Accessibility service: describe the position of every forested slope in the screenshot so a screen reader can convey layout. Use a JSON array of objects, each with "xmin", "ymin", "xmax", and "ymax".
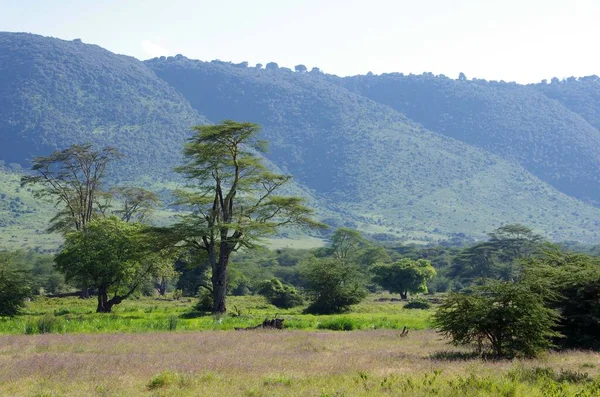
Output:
[
  {"xmin": 0, "ymin": 32, "xmax": 207, "ymax": 180},
  {"xmin": 0, "ymin": 32, "xmax": 599, "ymax": 244},
  {"xmin": 147, "ymin": 57, "xmax": 600, "ymax": 242},
  {"xmin": 340, "ymin": 73, "xmax": 600, "ymax": 203}
]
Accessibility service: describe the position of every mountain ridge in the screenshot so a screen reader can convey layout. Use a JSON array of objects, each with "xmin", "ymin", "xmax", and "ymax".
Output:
[{"xmin": 1, "ymin": 32, "xmax": 599, "ymax": 245}]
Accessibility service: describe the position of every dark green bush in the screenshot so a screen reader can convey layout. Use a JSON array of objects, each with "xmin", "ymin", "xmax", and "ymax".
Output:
[
  {"xmin": 404, "ymin": 297, "xmax": 431, "ymax": 310},
  {"xmin": 195, "ymin": 289, "xmax": 213, "ymax": 312},
  {"xmin": 256, "ymin": 278, "xmax": 303, "ymax": 309}
]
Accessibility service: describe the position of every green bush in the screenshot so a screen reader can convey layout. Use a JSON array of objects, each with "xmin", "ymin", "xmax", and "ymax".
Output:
[
  {"xmin": 433, "ymin": 280, "xmax": 560, "ymax": 358},
  {"xmin": 301, "ymin": 258, "xmax": 367, "ymax": 314},
  {"xmin": 195, "ymin": 289, "xmax": 213, "ymax": 312},
  {"xmin": 147, "ymin": 370, "xmax": 182, "ymax": 390},
  {"xmin": 0, "ymin": 252, "xmax": 31, "ymax": 316},
  {"xmin": 404, "ymin": 298, "xmax": 431, "ymax": 310},
  {"xmin": 256, "ymin": 278, "xmax": 303, "ymax": 309}
]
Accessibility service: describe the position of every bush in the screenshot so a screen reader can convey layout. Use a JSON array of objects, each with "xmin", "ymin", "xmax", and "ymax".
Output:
[
  {"xmin": 301, "ymin": 258, "xmax": 367, "ymax": 314},
  {"xmin": 195, "ymin": 289, "xmax": 213, "ymax": 312},
  {"xmin": 404, "ymin": 297, "xmax": 431, "ymax": 310},
  {"xmin": 433, "ymin": 280, "xmax": 560, "ymax": 358},
  {"xmin": 0, "ymin": 252, "xmax": 31, "ymax": 316},
  {"xmin": 256, "ymin": 278, "xmax": 303, "ymax": 309}
]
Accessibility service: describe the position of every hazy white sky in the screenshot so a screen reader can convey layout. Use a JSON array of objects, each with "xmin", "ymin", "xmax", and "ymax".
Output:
[{"xmin": 1, "ymin": 0, "xmax": 599, "ymax": 82}]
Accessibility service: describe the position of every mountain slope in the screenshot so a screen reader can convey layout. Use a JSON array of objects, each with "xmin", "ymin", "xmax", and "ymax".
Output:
[
  {"xmin": 532, "ymin": 76, "xmax": 600, "ymax": 131},
  {"xmin": 0, "ymin": 32, "xmax": 207, "ymax": 178},
  {"xmin": 340, "ymin": 73, "xmax": 600, "ymax": 203},
  {"xmin": 147, "ymin": 57, "xmax": 600, "ymax": 242}
]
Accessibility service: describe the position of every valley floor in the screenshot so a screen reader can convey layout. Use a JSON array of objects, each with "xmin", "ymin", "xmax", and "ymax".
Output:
[{"xmin": 1, "ymin": 329, "xmax": 599, "ymax": 396}]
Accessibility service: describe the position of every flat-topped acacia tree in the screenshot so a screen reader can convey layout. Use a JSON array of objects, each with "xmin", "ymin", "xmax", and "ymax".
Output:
[{"xmin": 173, "ymin": 120, "xmax": 323, "ymax": 314}]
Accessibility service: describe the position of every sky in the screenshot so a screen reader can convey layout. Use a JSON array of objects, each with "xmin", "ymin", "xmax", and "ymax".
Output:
[{"xmin": 1, "ymin": 0, "xmax": 599, "ymax": 83}]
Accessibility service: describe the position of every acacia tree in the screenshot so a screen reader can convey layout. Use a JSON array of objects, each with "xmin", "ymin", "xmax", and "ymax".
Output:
[
  {"xmin": 54, "ymin": 217, "xmax": 172, "ymax": 312},
  {"xmin": 21, "ymin": 144, "xmax": 122, "ymax": 233},
  {"xmin": 173, "ymin": 121, "xmax": 322, "ymax": 313},
  {"xmin": 433, "ymin": 280, "xmax": 560, "ymax": 358},
  {"xmin": 371, "ymin": 258, "xmax": 437, "ymax": 299}
]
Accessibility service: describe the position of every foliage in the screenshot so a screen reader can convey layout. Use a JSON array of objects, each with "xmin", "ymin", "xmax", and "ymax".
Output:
[
  {"xmin": 0, "ymin": 32, "xmax": 206, "ymax": 181},
  {"xmin": 404, "ymin": 297, "xmax": 432, "ymax": 310},
  {"xmin": 54, "ymin": 216, "xmax": 173, "ymax": 312},
  {"xmin": 301, "ymin": 257, "xmax": 368, "ymax": 314},
  {"xmin": 372, "ymin": 258, "xmax": 437, "ymax": 299},
  {"xmin": 433, "ymin": 280, "xmax": 560, "ymax": 358},
  {"xmin": 171, "ymin": 120, "xmax": 322, "ymax": 313},
  {"xmin": 21, "ymin": 144, "xmax": 123, "ymax": 233},
  {"xmin": 256, "ymin": 278, "xmax": 303, "ymax": 309},
  {"xmin": 0, "ymin": 252, "xmax": 31, "ymax": 316},
  {"xmin": 522, "ymin": 248, "xmax": 600, "ymax": 349},
  {"xmin": 448, "ymin": 224, "xmax": 544, "ymax": 282}
]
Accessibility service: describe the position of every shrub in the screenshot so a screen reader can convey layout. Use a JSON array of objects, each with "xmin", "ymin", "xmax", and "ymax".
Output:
[
  {"xmin": 433, "ymin": 280, "xmax": 560, "ymax": 358},
  {"xmin": 195, "ymin": 289, "xmax": 214, "ymax": 312},
  {"xmin": 0, "ymin": 252, "xmax": 31, "ymax": 316},
  {"xmin": 301, "ymin": 257, "xmax": 367, "ymax": 314},
  {"xmin": 167, "ymin": 315, "xmax": 179, "ymax": 331},
  {"xmin": 147, "ymin": 370, "xmax": 182, "ymax": 390},
  {"xmin": 404, "ymin": 298, "xmax": 431, "ymax": 310},
  {"xmin": 256, "ymin": 278, "xmax": 303, "ymax": 309}
]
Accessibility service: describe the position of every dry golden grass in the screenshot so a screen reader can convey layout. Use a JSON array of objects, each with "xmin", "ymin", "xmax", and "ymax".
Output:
[{"xmin": 1, "ymin": 329, "xmax": 599, "ymax": 396}]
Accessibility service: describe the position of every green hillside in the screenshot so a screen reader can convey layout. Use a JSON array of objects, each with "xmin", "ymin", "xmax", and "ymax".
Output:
[
  {"xmin": 340, "ymin": 73, "xmax": 600, "ymax": 203},
  {"xmin": 0, "ymin": 32, "xmax": 207, "ymax": 180},
  {"xmin": 1, "ymin": 33, "xmax": 599, "ymax": 245},
  {"xmin": 147, "ymin": 57, "xmax": 600, "ymax": 242},
  {"xmin": 532, "ymin": 76, "xmax": 600, "ymax": 130}
]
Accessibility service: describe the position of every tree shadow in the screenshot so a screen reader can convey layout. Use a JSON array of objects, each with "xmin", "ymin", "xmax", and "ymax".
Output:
[{"xmin": 427, "ymin": 350, "xmax": 494, "ymax": 361}]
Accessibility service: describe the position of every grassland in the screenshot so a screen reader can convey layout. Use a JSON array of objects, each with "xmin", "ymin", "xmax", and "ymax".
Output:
[
  {"xmin": 1, "ymin": 295, "xmax": 600, "ymax": 396},
  {"xmin": 1, "ymin": 329, "xmax": 599, "ymax": 396},
  {"xmin": 0, "ymin": 295, "xmax": 431, "ymax": 335}
]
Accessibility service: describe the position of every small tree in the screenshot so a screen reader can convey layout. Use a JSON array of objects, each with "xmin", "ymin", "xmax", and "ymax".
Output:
[
  {"xmin": 257, "ymin": 278, "xmax": 303, "ymax": 308},
  {"xmin": 0, "ymin": 252, "xmax": 31, "ymax": 317},
  {"xmin": 301, "ymin": 257, "xmax": 367, "ymax": 314},
  {"xmin": 172, "ymin": 120, "xmax": 322, "ymax": 313},
  {"xmin": 54, "ymin": 217, "xmax": 172, "ymax": 312},
  {"xmin": 371, "ymin": 258, "xmax": 436, "ymax": 299},
  {"xmin": 433, "ymin": 280, "xmax": 560, "ymax": 358}
]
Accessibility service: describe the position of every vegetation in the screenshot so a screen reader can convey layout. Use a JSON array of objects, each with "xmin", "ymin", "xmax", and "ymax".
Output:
[
  {"xmin": 171, "ymin": 120, "xmax": 322, "ymax": 313},
  {"xmin": 54, "ymin": 217, "xmax": 172, "ymax": 312},
  {"xmin": 434, "ymin": 280, "xmax": 560, "ymax": 358},
  {"xmin": 301, "ymin": 257, "xmax": 368, "ymax": 314},
  {"xmin": 256, "ymin": 278, "xmax": 303, "ymax": 309},
  {"xmin": 523, "ymin": 248, "xmax": 600, "ymax": 350},
  {"xmin": 147, "ymin": 55, "xmax": 600, "ymax": 243},
  {"xmin": 372, "ymin": 258, "xmax": 437, "ymax": 299},
  {"xmin": 0, "ymin": 252, "xmax": 30, "ymax": 316},
  {"xmin": 2, "ymin": 33, "xmax": 600, "ymax": 244},
  {"xmin": 2, "ymin": 328, "xmax": 600, "ymax": 396}
]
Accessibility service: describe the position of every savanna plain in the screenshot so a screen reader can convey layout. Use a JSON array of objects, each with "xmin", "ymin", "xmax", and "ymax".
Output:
[{"xmin": 1, "ymin": 296, "xmax": 599, "ymax": 397}]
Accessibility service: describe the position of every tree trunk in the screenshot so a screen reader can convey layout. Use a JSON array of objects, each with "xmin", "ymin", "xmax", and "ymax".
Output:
[
  {"xmin": 400, "ymin": 291, "xmax": 408, "ymax": 300},
  {"xmin": 155, "ymin": 277, "xmax": 167, "ymax": 296},
  {"xmin": 212, "ymin": 249, "xmax": 230, "ymax": 314},
  {"xmin": 96, "ymin": 286, "xmax": 110, "ymax": 313}
]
